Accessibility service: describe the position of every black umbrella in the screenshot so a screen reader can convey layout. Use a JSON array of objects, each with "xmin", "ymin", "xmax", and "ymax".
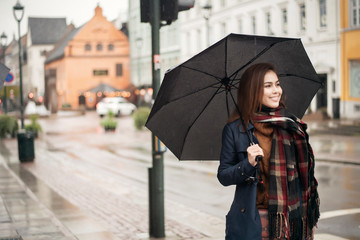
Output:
[
  {"xmin": 146, "ymin": 33, "xmax": 324, "ymax": 161},
  {"xmin": 0, "ymin": 63, "xmax": 10, "ymax": 91}
]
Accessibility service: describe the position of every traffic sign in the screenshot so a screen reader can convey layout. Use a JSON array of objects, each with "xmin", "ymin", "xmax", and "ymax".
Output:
[{"xmin": 5, "ymin": 73, "xmax": 14, "ymax": 83}]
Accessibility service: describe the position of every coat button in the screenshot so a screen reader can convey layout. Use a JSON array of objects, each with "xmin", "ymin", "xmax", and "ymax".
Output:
[{"xmin": 241, "ymin": 208, "xmax": 246, "ymax": 213}]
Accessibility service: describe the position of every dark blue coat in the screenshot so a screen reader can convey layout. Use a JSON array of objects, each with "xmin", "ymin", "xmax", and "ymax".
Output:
[{"xmin": 217, "ymin": 119, "xmax": 262, "ymax": 240}]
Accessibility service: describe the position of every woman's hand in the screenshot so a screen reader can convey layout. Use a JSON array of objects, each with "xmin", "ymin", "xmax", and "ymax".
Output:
[{"xmin": 247, "ymin": 144, "xmax": 264, "ymax": 167}]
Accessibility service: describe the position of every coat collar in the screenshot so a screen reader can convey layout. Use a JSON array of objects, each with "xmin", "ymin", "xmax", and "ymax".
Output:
[
  {"xmin": 240, "ymin": 122, "xmax": 254, "ymax": 133},
  {"xmin": 231, "ymin": 118, "xmax": 255, "ymax": 133}
]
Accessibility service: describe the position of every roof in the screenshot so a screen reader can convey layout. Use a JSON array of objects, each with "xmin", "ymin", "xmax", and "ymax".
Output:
[
  {"xmin": 45, "ymin": 26, "xmax": 83, "ymax": 64},
  {"xmin": 28, "ymin": 17, "xmax": 67, "ymax": 45},
  {"xmin": 85, "ymin": 83, "xmax": 121, "ymax": 93}
]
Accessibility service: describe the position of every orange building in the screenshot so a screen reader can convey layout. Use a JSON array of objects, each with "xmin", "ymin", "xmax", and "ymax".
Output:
[
  {"xmin": 340, "ymin": 0, "xmax": 360, "ymax": 118},
  {"xmin": 44, "ymin": 5, "xmax": 131, "ymax": 112}
]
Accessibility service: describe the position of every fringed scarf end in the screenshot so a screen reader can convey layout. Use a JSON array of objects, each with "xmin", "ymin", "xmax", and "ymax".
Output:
[{"xmin": 269, "ymin": 212, "xmax": 289, "ymax": 239}]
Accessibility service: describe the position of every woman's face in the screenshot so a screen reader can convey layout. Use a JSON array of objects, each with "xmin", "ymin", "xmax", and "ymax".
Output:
[{"xmin": 261, "ymin": 70, "xmax": 282, "ymax": 108}]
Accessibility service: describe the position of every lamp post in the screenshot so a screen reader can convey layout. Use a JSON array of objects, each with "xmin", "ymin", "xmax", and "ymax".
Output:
[
  {"xmin": 14, "ymin": 0, "xmax": 35, "ymax": 163},
  {"xmin": 135, "ymin": 37, "xmax": 143, "ymax": 106},
  {"xmin": 202, "ymin": 2, "xmax": 212, "ymax": 47},
  {"xmin": 13, "ymin": 0, "xmax": 25, "ymax": 129},
  {"xmin": 1, "ymin": 32, "xmax": 8, "ymax": 114}
]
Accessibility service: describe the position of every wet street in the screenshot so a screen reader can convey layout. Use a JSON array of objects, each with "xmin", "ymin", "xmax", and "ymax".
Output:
[{"xmin": 0, "ymin": 111, "xmax": 359, "ymax": 239}]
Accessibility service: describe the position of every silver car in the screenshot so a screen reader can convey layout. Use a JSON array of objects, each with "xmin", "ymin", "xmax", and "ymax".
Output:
[{"xmin": 96, "ymin": 97, "xmax": 136, "ymax": 117}]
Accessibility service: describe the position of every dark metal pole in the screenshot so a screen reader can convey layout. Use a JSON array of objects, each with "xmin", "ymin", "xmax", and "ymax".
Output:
[
  {"xmin": 17, "ymin": 19, "xmax": 24, "ymax": 129},
  {"xmin": 149, "ymin": 0, "xmax": 165, "ymax": 238},
  {"xmin": 3, "ymin": 86, "xmax": 6, "ymax": 114},
  {"xmin": 1, "ymin": 45, "xmax": 7, "ymax": 114}
]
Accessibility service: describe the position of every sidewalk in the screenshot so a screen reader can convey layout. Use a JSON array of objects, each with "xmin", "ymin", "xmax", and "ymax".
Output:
[
  {"xmin": 305, "ymin": 118, "xmax": 360, "ymax": 166},
  {"xmin": 0, "ymin": 154, "xmax": 78, "ymax": 239}
]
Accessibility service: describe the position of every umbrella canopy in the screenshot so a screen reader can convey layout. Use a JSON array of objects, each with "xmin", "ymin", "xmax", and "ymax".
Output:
[
  {"xmin": 146, "ymin": 33, "xmax": 324, "ymax": 161},
  {"xmin": 0, "ymin": 63, "xmax": 10, "ymax": 91},
  {"xmin": 86, "ymin": 83, "xmax": 120, "ymax": 93}
]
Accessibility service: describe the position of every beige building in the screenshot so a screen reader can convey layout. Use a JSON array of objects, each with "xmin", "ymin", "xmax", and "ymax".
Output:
[{"xmin": 45, "ymin": 5, "xmax": 131, "ymax": 112}]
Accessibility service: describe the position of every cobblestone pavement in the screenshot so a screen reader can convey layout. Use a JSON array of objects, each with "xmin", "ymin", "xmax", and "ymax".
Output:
[{"xmin": 1, "ymin": 132, "xmax": 224, "ymax": 240}]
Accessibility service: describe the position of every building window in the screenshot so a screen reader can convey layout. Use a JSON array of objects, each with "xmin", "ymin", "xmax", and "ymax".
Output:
[
  {"xmin": 300, "ymin": 4, "xmax": 306, "ymax": 31},
  {"xmin": 96, "ymin": 43, "xmax": 103, "ymax": 51},
  {"xmin": 186, "ymin": 32, "xmax": 191, "ymax": 54},
  {"xmin": 108, "ymin": 44, "xmax": 114, "ymax": 51},
  {"xmin": 23, "ymin": 50, "xmax": 27, "ymax": 63},
  {"xmin": 252, "ymin": 16, "xmax": 256, "ymax": 34},
  {"xmin": 196, "ymin": 29, "xmax": 201, "ymax": 52},
  {"xmin": 350, "ymin": 60, "xmax": 360, "ymax": 98},
  {"xmin": 266, "ymin": 12, "xmax": 273, "ymax": 35},
  {"xmin": 282, "ymin": 8, "xmax": 288, "ymax": 34},
  {"xmin": 319, "ymin": 0, "xmax": 327, "ymax": 27},
  {"xmin": 93, "ymin": 70, "xmax": 108, "ymax": 76},
  {"xmin": 85, "ymin": 44, "xmax": 91, "ymax": 51},
  {"xmin": 221, "ymin": 22, "xmax": 226, "ymax": 36},
  {"xmin": 238, "ymin": 18, "xmax": 243, "ymax": 33},
  {"xmin": 116, "ymin": 63, "xmax": 123, "ymax": 76},
  {"xmin": 350, "ymin": 0, "xmax": 360, "ymax": 27},
  {"xmin": 40, "ymin": 50, "xmax": 47, "ymax": 56},
  {"xmin": 220, "ymin": 0, "xmax": 226, "ymax": 8},
  {"xmin": 68, "ymin": 45, "xmax": 72, "ymax": 56}
]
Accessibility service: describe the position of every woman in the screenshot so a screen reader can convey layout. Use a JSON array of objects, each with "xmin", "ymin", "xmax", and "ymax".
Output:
[{"xmin": 217, "ymin": 63, "xmax": 320, "ymax": 240}]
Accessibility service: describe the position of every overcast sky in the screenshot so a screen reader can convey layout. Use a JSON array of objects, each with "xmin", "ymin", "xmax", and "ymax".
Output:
[{"xmin": 0, "ymin": 0, "xmax": 128, "ymax": 44}]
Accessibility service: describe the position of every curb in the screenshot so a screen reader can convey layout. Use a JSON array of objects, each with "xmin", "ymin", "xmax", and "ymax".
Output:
[{"xmin": 316, "ymin": 158, "xmax": 360, "ymax": 166}]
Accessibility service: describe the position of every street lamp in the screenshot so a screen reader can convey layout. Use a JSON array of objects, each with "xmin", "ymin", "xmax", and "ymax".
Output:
[
  {"xmin": 1, "ymin": 32, "xmax": 8, "ymax": 114},
  {"xmin": 13, "ymin": 0, "xmax": 35, "ymax": 163},
  {"xmin": 135, "ymin": 37, "xmax": 143, "ymax": 106},
  {"xmin": 13, "ymin": 0, "xmax": 25, "ymax": 129},
  {"xmin": 202, "ymin": 2, "xmax": 212, "ymax": 47}
]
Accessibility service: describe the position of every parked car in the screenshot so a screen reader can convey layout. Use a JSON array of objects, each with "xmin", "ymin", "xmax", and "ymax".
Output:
[{"xmin": 96, "ymin": 97, "xmax": 136, "ymax": 117}]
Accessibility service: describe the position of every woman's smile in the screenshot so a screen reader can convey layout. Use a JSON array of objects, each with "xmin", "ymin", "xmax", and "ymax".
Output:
[{"xmin": 262, "ymin": 70, "xmax": 282, "ymax": 108}]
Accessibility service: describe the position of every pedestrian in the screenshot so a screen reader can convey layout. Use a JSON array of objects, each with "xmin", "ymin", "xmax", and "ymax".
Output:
[{"xmin": 217, "ymin": 63, "xmax": 320, "ymax": 240}]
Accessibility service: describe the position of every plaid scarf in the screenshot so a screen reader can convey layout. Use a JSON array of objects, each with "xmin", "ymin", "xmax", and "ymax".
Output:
[{"xmin": 252, "ymin": 108, "xmax": 320, "ymax": 240}]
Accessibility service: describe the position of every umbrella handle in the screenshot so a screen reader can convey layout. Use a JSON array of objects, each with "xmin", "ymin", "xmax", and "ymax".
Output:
[
  {"xmin": 255, "ymin": 155, "xmax": 263, "ymax": 163},
  {"xmin": 255, "ymin": 155, "xmax": 264, "ymax": 191}
]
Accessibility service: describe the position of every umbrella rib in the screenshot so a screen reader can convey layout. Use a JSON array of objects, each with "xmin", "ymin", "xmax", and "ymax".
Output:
[
  {"xmin": 167, "ymin": 81, "xmax": 222, "ymax": 105},
  {"xmin": 229, "ymin": 40, "xmax": 295, "ymax": 79},
  {"xmin": 278, "ymin": 73, "xmax": 323, "ymax": 85},
  {"xmin": 225, "ymin": 37, "xmax": 228, "ymax": 78},
  {"xmin": 228, "ymin": 88, "xmax": 254, "ymax": 144},
  {"xmin": 228, "ymin": 79, "xmax": 239, "ymax": 89},
  {"xmin": 181, "ymin": 65, "xmax": 222, "ymax": 81},
  {"xmin": 229, "ymin": 44, "xmax": 274, "ymax": 79},
  {"xmin": 226, "ymin": 90, "xmax": 230, "ymax": 117},
  {"xmin": 180, "ymin": 84, "xmax": 224, "ymax": 158}
]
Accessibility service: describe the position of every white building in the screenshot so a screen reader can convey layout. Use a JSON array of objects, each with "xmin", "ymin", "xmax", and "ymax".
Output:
[
  {"xmin": 25, "ymin": 17, "xmax": 67, "ymax": 101},
  {"xmin": 128, "ymin": 0, "xmax": 341, "ymax": 118},
  {"xmin": 128, "ymin": 0, "xmax": 180, "ymax": 86}
]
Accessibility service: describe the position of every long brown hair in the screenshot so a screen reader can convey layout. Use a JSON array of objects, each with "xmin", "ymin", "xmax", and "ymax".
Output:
[{"xmin": 228, "ymin": 63, "xmax": 285, "ymax": 125}]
